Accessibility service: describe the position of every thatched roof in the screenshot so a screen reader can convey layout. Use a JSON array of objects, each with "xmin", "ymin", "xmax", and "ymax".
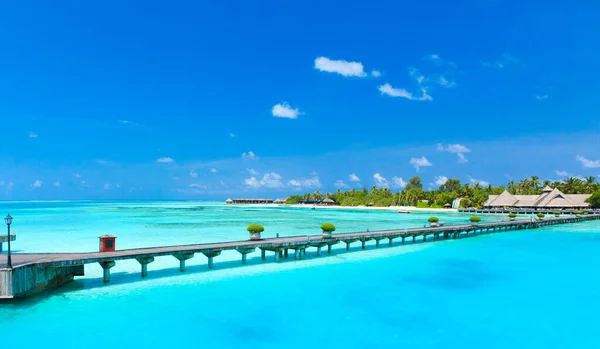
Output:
[
  {"xmin": 485, "ymin": 187, "xmax": 591, "ymax": 208},
  {"xmin": 323, "ymin": 198, "xmax": 335, "ymax": 203}
]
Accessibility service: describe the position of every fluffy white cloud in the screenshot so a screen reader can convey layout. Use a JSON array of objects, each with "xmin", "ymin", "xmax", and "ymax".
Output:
[
  {"xmin": 409, "ymin": 156, "xmax": 433, "ymax": 171},
  {"xmin": 229, "ymin": 133, "xmax": 236, "ymax": 138},
  {"xmin": 334, "ymin": 180, "xmax": 348, "ymax": 188},
  {"xmin": 434, "ymin": 176, "xmax": 449, "ymax": 186},
  {"xmin": 392, "ymin": 176, "xmax": 407, "ymax": 188},
  {"xmin": 29, "ymin": 131, "xmax": 38, "ymax": 138},
  {"xmin": 437, "ymin": 143, "xmax": 471, "ymax": 153},
  {"xmin": 53, "ymin": 181, "xmax": 61, "ymax": 187},
  {"xmin": 349, "ymin": 173, "xmax": 360, "ymax": 182},
  {"xmin": 103, "ymin": 183, "xmax": 111, "ymax": 190},
  {"xmin": 457, "ymin": 153, "xmax": 468, "ymax": 164},
  {"xmin": 244, "ymin": 177, "xmax": 261, "ymax": 188},
  {"xmin": 576, "ymin": 155, "xmax": 600, "ymax": 168},
  {"xmin": 555, "ymin": 170, "xmax": 570, "ymax": 177},
  {"xmin": 74, "ymin": 173, "xmax": 81, "ymax": 178},
  {"xmin": 288, "ymin": 177, "xmax": 321, "ymax": 188},
  {"xmin": 373, "ymin": 173, "xmax": 389, "ymax": 188},
  {"xmin": 210, "ymin": 168, "xmax": 218, "ymax": 173},
  {"xmin": 469, "ymin": 176, "xmax": 490, "ymax": 187},
  {"xmin": 378, "ymin": 83, "xmax": 432, "ymax": 101},
  {"xmin": 189, "ymin": 184, "xmax": 208, "ymax": 189},
  {"xmin": 314, "ymin": 56, "xmax": 367, "ymax": 77},
  {"xmin": 156, "ymin": 157, "xmax": 174, "ymax": 163},
  {"xmin": 31, "ymin": 180, "xmax": 42, "ymax": 188},
  {"xmin": 246, "ymin": 168, "xmax": 259, "ymax": 176},
  {"xmin": 245, "ymin": 172, "xmax": 284, "ymax": 189},
  {"xmin": 371, "ymin": 70, "xmax": 382, "ymax": 77},
  {"xmin": 189, "ymin": 169, "xmax": 198, "ymax": 178},
  {"xmin": 242, "ymin": 152, "xmax": 258, "ymax": 160},
  {"xmin": 272, "ymin": 102, "xmax": 301, "ymax": 119}
]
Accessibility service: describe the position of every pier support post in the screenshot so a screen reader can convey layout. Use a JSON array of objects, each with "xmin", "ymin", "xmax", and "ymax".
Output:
[
  {"xmin": 412, "ymin": 235, "xmax": 416, "ymax": 243},
  {"xmin": 423, "ymin": 235, "xmax": 427, "ymax": 242},
  {"xmin": 345, "ymin": 242, "xmax": 351, "ymax": 251},
  {"xmin": 261, "ymin": 249, "xmax": 266, "ymax": 261},
  {"xmin": 294, "ymin": 249, "xmax": 300, "ymax": 259},
  {"xmin": 236, "ymin": 247, "xmax": 256, "ymax": 264},
  {"xmin": 402, "ymin": 236, "xmax": 405, "ymax": 244},
  {"xmin": 202, "ymin": 251, "xmax": 221, "ymax": 269},
  {"xmin": 316, "ymin": 246, "xmax": 322, "ymax": 256},
  {"xmin": 328, "ymin": 244, "xmax": 332, "ymax": 253},
  {"xmin": 388, "ymin": 238, "xmax": 394, "ymax": 247},
  {"xmin": 173, "ymin": 253, "xmax": 195, "ymax": 272},
  {"xmin": 284, "ymin": 249, "xmax": 289, "ymax": 258},
  {"xmin": 136, "ymin": 257, "xmax": 155, "ymax": 278},
  {"xmin": 361, "ymin": 240, "xmax": 366, "ymax": 249},
  {"xmin": 99, "ymin": 261, "xmax": 116, "ymax": 283}
]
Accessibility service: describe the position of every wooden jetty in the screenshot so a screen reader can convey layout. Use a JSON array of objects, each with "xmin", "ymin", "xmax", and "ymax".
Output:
[{"xmin": 1, "ymin": 214, "xmax": 599, "ymax": 299}]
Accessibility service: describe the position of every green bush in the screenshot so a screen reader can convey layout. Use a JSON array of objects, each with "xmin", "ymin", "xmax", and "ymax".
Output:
[
  {"xmin": 416, "ymin": 202, "xmax": 429, "ymax": 208},
  {"xmin": 247, "ymin": 224, "xmax": 265, "ymax": 233},
  {"xmin": 508, "ymin": 213, "xmax": 517, "ymax": 218},
  {"xmin": 428, "ymin": 216, "xmax": 439, "ymax": 223},
  {"xmin": 584, "ymin": 210, "xmax": 590, "ymax": 214},
  {"xmin": 470, "ymin": 216, "xmax": 481, "ymax": 223},
  {"xmin": 586, "ymin": 192, "xmax": 600, "ymax": 209},
  {"xmin": 537, "ymin": 213, "xmax": 545, "ymax": 218},
  {"xmin": 320, "ymin": 223, "xmax": 336, "ymax": 232},
  {"xmin": 574, "ymin": 211, "xmax": 582, "ymax": 215},
  {"xmin": 553, "ymin": 211, "xmax": 561, "ymax": 215}
]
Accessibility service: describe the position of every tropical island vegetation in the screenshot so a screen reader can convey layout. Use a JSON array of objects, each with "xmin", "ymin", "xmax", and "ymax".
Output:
[{"xmin": 285, "ymin": 176, "xmax": 600, "ymax": 208}]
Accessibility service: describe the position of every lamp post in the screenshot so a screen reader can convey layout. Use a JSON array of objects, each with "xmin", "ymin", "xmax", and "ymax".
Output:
[{"xmin": 5, "ymin": 214, "xmax": 12, "ymax": 268}]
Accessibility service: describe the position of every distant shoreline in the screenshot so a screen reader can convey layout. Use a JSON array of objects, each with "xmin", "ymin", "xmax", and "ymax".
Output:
[{"xmin": 232, "ymin": 203, "xmax": 460, "ymax": 213}]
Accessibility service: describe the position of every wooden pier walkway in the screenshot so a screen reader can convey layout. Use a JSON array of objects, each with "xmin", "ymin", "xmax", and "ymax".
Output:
[{"xmin": 1, "ymin": 214, "xmax": 599, "ymax": 299}]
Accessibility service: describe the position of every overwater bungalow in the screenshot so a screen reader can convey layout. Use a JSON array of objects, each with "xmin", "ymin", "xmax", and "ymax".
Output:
[
  {"xmin": 483, "ymin": 186, "xmax": 591, "ymax": 210},
  {"xmin": 226, "ymin": 198, "xmax": 274, "ymax": 204}
]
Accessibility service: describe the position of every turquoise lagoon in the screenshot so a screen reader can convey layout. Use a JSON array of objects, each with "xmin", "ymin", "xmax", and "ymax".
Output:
[{"xmin": 1, "ymin": 201, "xmax": 600, "ymax": 349}]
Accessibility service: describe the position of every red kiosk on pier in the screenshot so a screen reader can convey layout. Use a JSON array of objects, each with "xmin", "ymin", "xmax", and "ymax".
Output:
[{"xmin": 99, "ymin": 235, "xmax": 117, "ymax": 252}]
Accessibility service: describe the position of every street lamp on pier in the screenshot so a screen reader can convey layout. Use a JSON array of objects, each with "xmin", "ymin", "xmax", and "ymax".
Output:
[{"xmin": 5, "ymin": 214, "xmax": 12, "ymax": 268}]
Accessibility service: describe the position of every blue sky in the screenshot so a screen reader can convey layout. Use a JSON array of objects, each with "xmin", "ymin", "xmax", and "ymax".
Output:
[{"xmin": 1, "ymin": 1, "xmax": 599, "ymax": 200}]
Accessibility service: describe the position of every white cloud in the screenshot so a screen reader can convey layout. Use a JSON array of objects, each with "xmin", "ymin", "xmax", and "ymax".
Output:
[
  {"xmin": 189, "ymin": 169, "xmax": 198, "ymax": 178},
  {"xmin": 272, "ymin": 102, "xmax": 301, "ymax": 119},
  {"xmin": 425, "ymin": 54, "xmax": 456, "ymax": 68},
  {"xmin": 437, "ymin": 76, "xmax": 456, "ymax": 88},
  {"xmin": 349, "ymin": 173, "xmax": 360, "ymax": 182},
  {"xmin": 437, "ymin": 143, "xmax": 471, "ymax": 153},
  {"xmin": 434, "ymin": 176, "xmax": 449, "ymax": 186},
  {"xmin": 334, "ymin": 180, "xmax": 348, "ymax": 188},
  {"xmin": 156, "ymin": 157, "xmax": 174, "ymax": 163},
  {"xmin": 31, "ymin": 180, "xmax": 42, "ymax": 188},
  {"xmin": 535, "ymin": 94, "xmax": 549, "ymax": 100},
  {"xmin": 119, "ymin": 120, "xmax": 141, "ymax": 126},
  {"xmin": 244, "ymin": 177, "xmax": 261, "ymax": 188},
  {"xmin": 210, "ymin": 168, "xmax": 218, "ymax": 173},
  {"xmin": 314, "ymin": 56, "xmax": 367, "ymax": 77},
  {"xmin": 409, "ymin": 156, "xmax": 433, "ymax": 171},
  {"xmin": 457, "ymin": 153, "xmax": 468, "ymax": 164},
  {"xmin": 244, "ymin": 172, "xmax": 284, "ymax": 189},
  {"xmin": 242, "ymin": 152, "xmax": 258, "ymax": 160},
  {"xmin": 378, "ymin": 83, "xmax": 432, "ymax": 101},
  {"xmin": 481, "ymin": 52, "xmax": 519, "ymax": 69},
  {"xmin": 392, "ymin": 176, "xmax": 407, "ymax": 188},
  {"xmin": 555, "ymin": 170, "xmax": 570, "ymax": 177},
  {"xmin": 260, "ymin": 172, "xmax": 284, "ymax": 188},
  {"xmin": 288, "ymin": 177, "xmax": 321, "ymax": 188},
  {"xmin": 469, "ymin": 176, "xmax": 490, "ymax": 187},
  {"xmin": 29, "ymin": 131, "xmax": 38, "ymax": 138},
  {"xmin": 371, "ymin": 70, "xmax": 382, "ymax": 77},
  {"xmin": 246, "ymin": 168, "xmax": 259, "ymax": 176},
  {"xmin": 53, "ymin": 181, "xmax": 61, "ymax": 187},
  {"xmin": 74, "ymin": 174, "xmax": 81, "ymax": 178},
  {"xmin": 576, "ymin": 155, "xmax": 600, "ymax": 168},
  {"xmin": 189, "ymin": 184, "xmax": 208, "ymax": 189},
  {"xmin": 103, "ymin": 183, "xmax": 111, "ymax": 190},
  {"xmin": 373, "ymin": 173, "xmax": 389, "ymax": 188},
  {"xmin": 229, "ymin": 133, "xmax": 236, "ymax": 138}
]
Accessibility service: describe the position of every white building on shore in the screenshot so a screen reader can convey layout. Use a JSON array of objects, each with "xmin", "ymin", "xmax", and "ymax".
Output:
[{"xmin": 483, "ymin": 186, "xmax": 591, "ymax": 210}]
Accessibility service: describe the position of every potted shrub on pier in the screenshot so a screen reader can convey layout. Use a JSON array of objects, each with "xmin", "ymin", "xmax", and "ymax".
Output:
[
  {"xmin": 247, "ymin": 224, "xmax": 264, "ymax": 241},
  {"xmin": 321, "ymin": 223, "xmax": 336, "ymax": 238},
  {"xmin": 469, "ymin": 216, "xmax": 481, "ymax": 226},
  {"xmin": 574, "ymin": 211, "xmax": 583, "ymax": 217},
  {"xmin": 428, "ymin": 217, "xmax": 439, "ymax": 227},
  {"xmin": 536, "ymin": 213, "xmax": 545, "ymax": 220},
  {"xmin": 508, "ymin": 213, "xmax": 517, "ymax": 221},
  {"xmin": 584, "ymin": 210, "xmax": 590, "ymax": 215},
  {"xmin": 553, "ymin": 211, "xmax": 561, "ymax": 217}
]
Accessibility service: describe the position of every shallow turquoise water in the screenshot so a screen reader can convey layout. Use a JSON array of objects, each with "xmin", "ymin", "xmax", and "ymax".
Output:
[{"xmin": 1, "ymin": 202, "xmax": 599, "ymax": 348}]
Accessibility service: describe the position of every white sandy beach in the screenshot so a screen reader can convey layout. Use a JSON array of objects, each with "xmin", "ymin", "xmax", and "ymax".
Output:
[{"xmin": 238, "ymin": 203, "xmax": 459, "ymax": 213}]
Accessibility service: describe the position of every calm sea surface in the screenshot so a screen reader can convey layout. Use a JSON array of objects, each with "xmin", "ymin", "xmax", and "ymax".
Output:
[{"xmin": 1, "ymin": 201, "xmax": 599, "ymax": 349}]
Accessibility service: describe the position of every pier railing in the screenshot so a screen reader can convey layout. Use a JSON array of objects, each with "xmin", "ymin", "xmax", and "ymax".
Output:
[{"xmin": 1, "ymin": 214, "xmax": 599, "ymax": 299}]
